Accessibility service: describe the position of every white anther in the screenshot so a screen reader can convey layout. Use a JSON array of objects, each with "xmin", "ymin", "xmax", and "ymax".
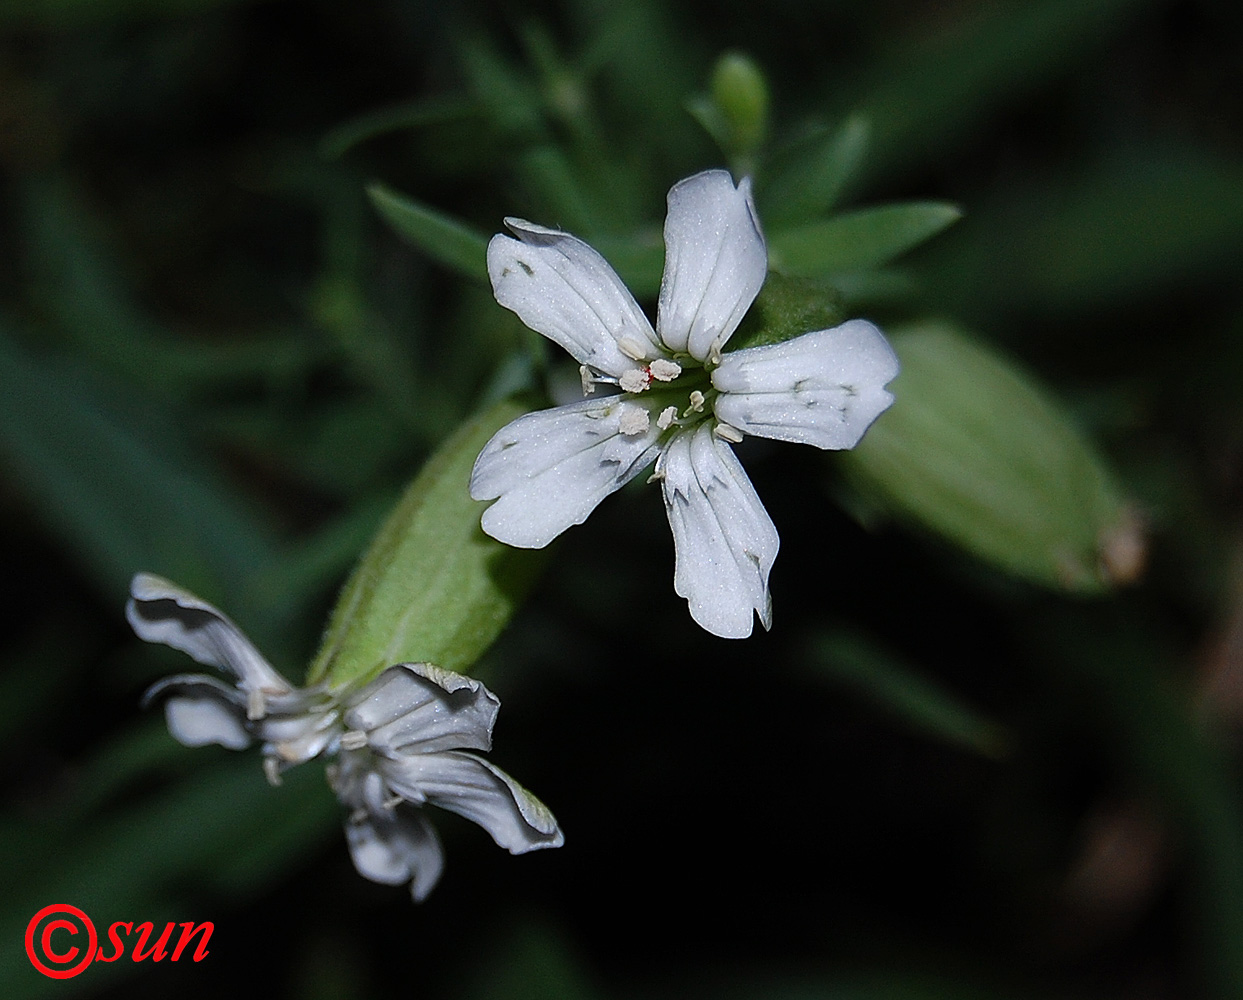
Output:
[
  {"xmin": 340, "ymin": 729, "xmax": 368, "ymax": 751},
  {"xmin": 618, "ymin": 336, "xmax": 648, "ymax": 361},
  {"xmin": 714, "ymin": 422, "xmax": 744, "ymax": 443},
  {"xmin": 580, "ymin": 365, "xmax": 596, "ymax": 395},
  {"xmin": 657, "ymin": 405, "xmax": 678, "ymax": 430},
  {"xmin": 688, "ymin": 390, "xmax": 705, "ymax": 413},
  {"xmin": 707, "ymin": 337, "xmax": 724, "ymax": 366},
  {"xmin": 618, "ymin": 403, "xmax": 651, "ymax": 436},
  {"xmin": 246, "ymin": 687, "xmax": 266, "ymax": 721},
  {"xmin": 263, "ymin": 756, "xmax": 283, "ymax": 787},
  {"xmin": 649, "ymin": 358, "xmax": 682, "ymax": 382},
  {"xmin": 646, "ymin": 469, "xmax": 666, "ymax": 484},
  {"xmin": 383, "ymin": 792, "xmax": 404, "ymax": 811},
  {"xmin": 619, "ymin": 368, "xmax": 650, "ymax": 393}
]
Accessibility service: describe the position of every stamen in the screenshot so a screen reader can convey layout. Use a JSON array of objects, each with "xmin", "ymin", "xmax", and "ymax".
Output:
[
  {"xmin": 340, "ymin": 729, "xmax": 368, "ymax": 751},
  {"xmin": 263, "ymin": 756, "xmax": 283, "ymax": 787},
  {"xmin": 688, "ymin": 390, "xmax": 705, "ymax": 413},
  {"xmin": 580, "ymin": 365, "xmax": 595, "ymax": 395},
  {"xmin": 383, "ymin": 792, "xmax": 404, "ymax": 811},
  {"xmin": 649, "ymin": 358, "xmax": 682, "ymax": 382},
  {"xmin": 618, "ymin": 336, "xmax": 648, "ymax": 361},
  {"xmin": 714, "ymin": 422, "xmax": 744, "ymax": 443},
  {"xmin": 618, "ymin": 403, "xmax": 651, "ymax": 436},
  {"xmin": 619, "ymin": 368, "xmax": 650, "ymax": 393},
  {"xmin": 246, "ymin": 687, "xmax": 265, "ymax": 721},
  {"xmin": 707, "ymin": 337, "xmax": 724, "ymax": 366},
  {"xmin": 656, "ymin": 405, "xmax": 678, "ymax": 430}
]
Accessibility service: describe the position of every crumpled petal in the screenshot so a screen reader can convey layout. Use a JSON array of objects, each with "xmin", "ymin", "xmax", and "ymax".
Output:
[
  {"xmin": 657, "ymin": 170, "xmax": 767, "ymax": 360},
  {"xmin": 488, "ymin": 219, "xmax": 663, "ymax": 376},
  {"xmin": 343, "ymin": 663, "xmax": 499, "ymax": 755},
  {"xmin": 346, "ymin": 806, "xmax": 445, "ymax": 902},
  {"xmin": 711, "ymin": 319, "xmax": 900, "ymax": 449},
  {"xmin": 380, "ymin": 750, "xmax": 565, "ymax": 855},
  {"xmin": 470, "ymin": 396, "xmax": 663, "ymax": 548},
  {"xmin": 335, "ymin": 757, "xmax": 446, "ymax": 902},
  {"xmin": 659, "ymin": 422, "xmax": 779, "ymax": 639},
  {"xmin": 143, "ymin": 674, "xmax": 253, "ymax": 749},
  {"xmin": 127, "ymin": 574, "xmax": 294, "ymax": 714}
]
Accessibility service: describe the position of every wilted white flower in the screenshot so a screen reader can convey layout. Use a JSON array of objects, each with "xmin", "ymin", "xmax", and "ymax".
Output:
[
  {"xmin": 471, "ymin": 169, "xmax": 900, "ymax": 638},
  {"xmin": 129, "ymin": 573, "xmax": 563, "ymax": 901}
]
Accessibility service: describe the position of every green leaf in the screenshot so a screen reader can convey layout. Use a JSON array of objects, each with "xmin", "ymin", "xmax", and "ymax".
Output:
[
  {"xmin": 318, "ymin": 95, "xmax": 478, "ymax": 160},
  {"xmin": 769, "ymin": 202, "xmax": 961, "ymax": 276},
  {"xmin": 841, "ymin": 323, "xmax": 1135, "ymax": 593},
  {"xmin": 810, "ymin": 630, "xmax": 1009, "ymax": 758},
  {"xmin": 307, "ymin": 398, "xmax": 546, "ymax": 688},
  {"xmin": 0, "ymin": 327, "xmax": 277, "ymax": 607},
  {"xmin": 759, "ymin": 113, "xmax": 871, "ymax": 225},
  {"xmin": 367, "ymin": 183, "xmax": 490, "ymax": 280},
  {"xmin": 728, "ymin": 271, "xmax": 844, "ymax": 351}
]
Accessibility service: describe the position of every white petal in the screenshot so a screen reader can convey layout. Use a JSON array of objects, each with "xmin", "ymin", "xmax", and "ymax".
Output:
[
  {"xmin": 488, "ymin": 221, "xmax": 662, "ymax": 377},
  {"xmin": 343, "ymin": 663, "xmax": 499, "ymax": 755},
  {"xmin": 345, "ymin": 805, "xmax": 444, "ymax": 903},
  {"xmin": 659, "ymin": 423, "xmax": 779, "ymax": 638},
  {"xmin": 144, "ymin": 675, "xmax": 253, "ymax": 750},
  {"xmin": 711, "ymin": 320, "xmax": 900, "ymax": 449},
  {"xmin": 127, "ymin": 574, "xmax": 294, "ymax": 701},
  {"xmin": 470, "ymin": 397, "xmax": 662, "ymax": 548},
  {"xmin": 657, "ymin": 171, "xmax": 767, "ymax": 360},
  {"xmin": 380, "ymin": 751, "xmax": 564, "ymax": 855}
]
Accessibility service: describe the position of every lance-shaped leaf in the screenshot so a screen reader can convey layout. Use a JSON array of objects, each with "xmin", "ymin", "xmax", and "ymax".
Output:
[
  {"xmin": 769, "ymin": 201, "xmax": 961, "ymax": 276},
  {"xmin": 307, "ymin": 398, "xmax": 545, "ymax": 688},
  {"xmin": 841, "ymin": 322, "xmax": 1137, "ymax": 593},
  {"xmin": 367, "ymin": 183, "xmax": 490, "ymax": 280}
]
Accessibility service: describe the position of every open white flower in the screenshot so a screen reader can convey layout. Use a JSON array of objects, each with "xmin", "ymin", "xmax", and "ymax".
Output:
[
  {"xmin": 129, "ymin": 573, "xmax": 563, "ymax": 901},
  {"xmin": 471, "ymin": 169, "xmax": 900, "ymax": 638}
]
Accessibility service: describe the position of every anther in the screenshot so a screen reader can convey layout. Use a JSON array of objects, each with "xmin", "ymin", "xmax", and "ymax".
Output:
[
  {"xmin": 619, "ymin": 368, "xmax": 650, "ymax": 393},
  {"xmin": 649, "ymin": 358, "xmax": 682, "ymax": 382},
  {"xmin": 714, "ymin": 422, "xmax": 744, "ymax": 443},
  {"xmin": 618, "ymin": 404, "xmax": 651, "ymax": 436},
  {"xmin": 656, "ymin": 405, "xmax": 678, "ymax": 430},
  {"xmin": 340, "ymin": 729, "xmax": 368, "ymax": 751}
]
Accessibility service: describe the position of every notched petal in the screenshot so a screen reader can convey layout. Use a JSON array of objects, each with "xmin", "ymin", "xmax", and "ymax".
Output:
[
  {"xmin": 380, "ymin": 750, "xmax": 564, "ymax": 855},
  {"xmin": 343, "ymin": 662, "xmax": 500, "ymax": 755},
  {"xmin": 127, "ymin": 573, "xmax": 294, "ymax": 702},
  {"xmin": 489, "ymin": 221, "xmax": 662, "ymax": 377},
  {"xmin": 712, "ymin": 319, "xmax": 899, "ymax": 449},
  {"xmin": 345, "ymin": 806, "xmax": 445, "ymax": 903},
  {"xmin": 469, "ymin": 397, "xmax": 663, "ymax": 548},
  {"xmin": 660, "ymin": 424, "xmax": 779, "ymax": 638},
  {"xmin": 143, "ymin": 674, "xmax": 253, "ymax": 750},
  {"xmin": 657, "ymin": 170, "xmax": 767, "ymax": 360}
]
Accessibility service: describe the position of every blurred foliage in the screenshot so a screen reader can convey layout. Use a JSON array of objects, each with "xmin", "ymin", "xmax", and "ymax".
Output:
[{"xmin": 2, "ymin": 0, "xmax": 1242, "ymax": 999}]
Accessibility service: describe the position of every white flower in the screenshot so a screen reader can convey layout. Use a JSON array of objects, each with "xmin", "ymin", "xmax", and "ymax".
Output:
[
  {"xmin": 129, "ymin": 573, "xmax": 563, "ymax": 901},
  {"xmin": 471, "ymin": 169, "xmax": 900, "ymax": 638}
]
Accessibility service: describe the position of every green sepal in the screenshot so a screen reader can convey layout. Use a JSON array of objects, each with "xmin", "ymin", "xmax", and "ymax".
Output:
[
  {"xmin": 306, "ymin": 398, "xmax": 545, "ymax": 688},
  {"xmin": 769, "ymin": 201, "xmax": 961, "ymax": 276},
  {"xmin": 841, "ymin": 323, "xmax": 1136, "ymax": 593},
  {"xmin": 367, "ymin": 182, "xmax": 490, "ymax": 280},
  {"xmin": 728, "ymin": 271, "xmax": 845, "ymax": 352}
]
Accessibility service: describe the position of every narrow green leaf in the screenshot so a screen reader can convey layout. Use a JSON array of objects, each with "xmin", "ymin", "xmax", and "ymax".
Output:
[
  {"xmin": 0, "ymin": 328, "xmax": 277, "ymax": 606},
  {"xmin": 307, "ymin": 398, "xmax": 545, "ymax": 687},
  {"xmin": 841, "ymin": 323, "xmax": 1135, "ymax": 593},
  {"xmin": 759, "ymin": 113, "xmax": 871, "ymax": 225},
  {"xmin": 367, "ymin": 183, "xmax": 490, "ymax": 280},
  {"xmin": 769, "ymin": 201, "xmax": 961, "ymax": 276},
  {"xmin": 811, "ymin": 630, "xmax": 1009, "ymax": 758},
  {"xmin": 319, "ymin": 95, "xmax": 478, "ymax": 160}
]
